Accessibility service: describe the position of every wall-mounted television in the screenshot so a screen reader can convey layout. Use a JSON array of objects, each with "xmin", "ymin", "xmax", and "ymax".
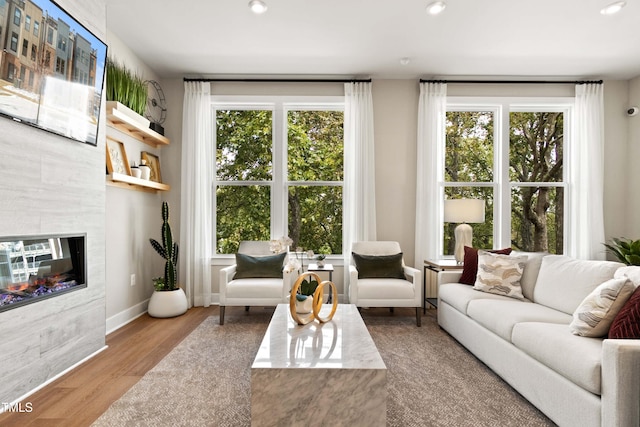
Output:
[{"xmin": 0, "ymin": 0, "xmax": 108, "ymax": 146}]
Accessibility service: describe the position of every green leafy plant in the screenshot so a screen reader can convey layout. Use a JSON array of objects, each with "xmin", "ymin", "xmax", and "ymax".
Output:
[
  {"xmin": 297, "ymin": 277, "xmax": 319, "ymax": 301},
  {"xmin": 149, "ymin": 202, "xmax": 179, "ymax": 291},
  {"xmin": 604, "ymin": 238, "xmax": 640, "ymax": 266},
  {"xmin": 105, "ymin": 57, "xmax": 148, "ymax": 116},
  {"xmin": 152, "ymin": 277, "xmax": 166, "ymax": 291}
]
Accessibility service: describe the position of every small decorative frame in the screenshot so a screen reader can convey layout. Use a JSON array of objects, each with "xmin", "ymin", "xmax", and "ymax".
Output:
[
  {"xmin": 141, "ymin": 152, "xmax": 162, "ymax": 183},
  {"xmin": 106, "ymin": 138, "xmax": 131, "ymax": 175}
]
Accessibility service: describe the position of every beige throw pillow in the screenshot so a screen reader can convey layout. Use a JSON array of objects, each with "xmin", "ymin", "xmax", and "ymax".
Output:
[
  {"xmin": 473, "ymin": 251, "xmax": 527, "ymax": 300},
  {"xmin": 570, "ymin": 277, "xmax": 636, "ymax": 337}
]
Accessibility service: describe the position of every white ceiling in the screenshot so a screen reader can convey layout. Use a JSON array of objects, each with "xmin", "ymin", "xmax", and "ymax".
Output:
[{"xmin": 105, "ymin": 0, "xmax": 640, "ymax": 80}]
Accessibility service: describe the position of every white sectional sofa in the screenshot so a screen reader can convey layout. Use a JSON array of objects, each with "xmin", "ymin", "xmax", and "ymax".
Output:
[{"xmin": 437, "ymin": 253, "xmax": 640, "ymax": 427}]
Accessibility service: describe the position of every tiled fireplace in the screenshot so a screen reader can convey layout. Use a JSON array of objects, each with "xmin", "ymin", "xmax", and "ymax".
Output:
[{"xmin": 0, "ymin": 234, "xmax": 86, "ymax": 313}]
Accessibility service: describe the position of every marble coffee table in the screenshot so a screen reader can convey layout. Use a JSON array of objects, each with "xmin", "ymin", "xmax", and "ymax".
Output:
[{"xmin": 251, "ymin": 303, "xmax": 387, "ymax": 426}]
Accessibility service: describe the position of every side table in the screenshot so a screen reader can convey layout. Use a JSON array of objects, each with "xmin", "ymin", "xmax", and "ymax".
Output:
[
  {"xmin": 307, "ymin": 263, "xmax": 334, "ymax": 303},
  {"xmin": 423, "ymin": 259, "xmax": 463, "ymax": 312}
]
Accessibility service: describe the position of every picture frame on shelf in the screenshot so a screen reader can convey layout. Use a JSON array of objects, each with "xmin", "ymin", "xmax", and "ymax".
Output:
[
  {"xmin": 141, "ymin": 152, "xmax": 162, "ymax": 183},
  {"xmin": 106, "ymin": 138, "xmax": 131, "ymax": 176}
]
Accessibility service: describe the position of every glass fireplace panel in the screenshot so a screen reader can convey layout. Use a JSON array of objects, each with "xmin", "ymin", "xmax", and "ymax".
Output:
[{"xmin": 0, "ymin": 234, "xmax": 86, "ymax": 312}]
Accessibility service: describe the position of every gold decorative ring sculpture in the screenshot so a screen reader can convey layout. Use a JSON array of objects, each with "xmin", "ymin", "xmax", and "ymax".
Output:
[{"xmin": 289, "ymin": 272, "xmax": 338, "ymax": 325}]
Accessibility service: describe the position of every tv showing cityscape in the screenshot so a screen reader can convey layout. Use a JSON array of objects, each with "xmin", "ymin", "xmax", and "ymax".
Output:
[{"xmin": 0, "ymin": 0, "xmax": 108, "ymax": 146}]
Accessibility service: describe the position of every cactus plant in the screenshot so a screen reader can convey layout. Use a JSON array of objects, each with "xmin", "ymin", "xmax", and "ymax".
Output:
[{"xmin": 149, "ymin": 201, "xmax": 179, "ymax": 291}]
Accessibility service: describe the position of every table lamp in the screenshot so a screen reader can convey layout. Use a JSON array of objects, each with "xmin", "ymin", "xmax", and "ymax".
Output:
[{"xmin": 444, "ymin": 199, "xmax": 486, "ymax": 264}]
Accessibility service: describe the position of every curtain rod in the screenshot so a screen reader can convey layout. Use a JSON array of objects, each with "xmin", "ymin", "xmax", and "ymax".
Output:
[
  {"xmin": 419, "ymin": 79, "xmax": 603, "ymax": 85},
  {"xmin": 183, "ymin": 77, "xmax": 372, "ymax": 83}
]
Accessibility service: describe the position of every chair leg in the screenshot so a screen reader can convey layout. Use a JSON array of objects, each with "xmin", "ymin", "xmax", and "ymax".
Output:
[
  {"xmin": 416, "ymin": 307, "xmax": 422, "ymax": 327},
  {"xmin": 389, "ymin": 307, "xmax": 394, "ymax": 313},
  {"xmin": 245, "ymin": 306, "xmax": 250, "ymax": 312},
  {"xmin": 220, "ymin": 306, "xmax": 225, "ymax": 325}
]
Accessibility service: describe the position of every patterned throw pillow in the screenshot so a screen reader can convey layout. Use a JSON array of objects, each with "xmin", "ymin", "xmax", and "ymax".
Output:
[
  {"xmin": 473, "ymin": 251, "xmax": 527, "ymax": 300},
  {"xmin": 459, "ymin": 246, "xmax": 513, "ymax": 285},
  {"xmin": 570, "ymin": 277, "xmax": 636, "ymax": 337},
  {"xmin": 608, "ymin": 285, "xmax": 640, "ymax": 339}
]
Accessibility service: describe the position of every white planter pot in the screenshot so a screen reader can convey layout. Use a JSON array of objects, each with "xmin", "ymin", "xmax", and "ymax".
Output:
[
  {"xmin": 295, "ymin": 296, "xmax": 314, "ymax": 314},
  {"xmin": 148, "ymin": 288, "xmax": 188, "ymax": 318},
  {"xmin": 106, "ymin": 101, "xmax": 151, "ymax": 129}
]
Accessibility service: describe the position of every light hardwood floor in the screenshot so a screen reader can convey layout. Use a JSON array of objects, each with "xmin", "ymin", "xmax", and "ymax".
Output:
[{"xmin": 0, "ymin": 306, "xmax": 217, "ymax": 427}]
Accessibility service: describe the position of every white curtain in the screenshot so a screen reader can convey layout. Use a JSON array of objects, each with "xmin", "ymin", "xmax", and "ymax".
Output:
[
  {"xmin": 180, "ymin": 81, "xmax": 213, "ymax": 307},
  {"xmin": 343, "ymin": 82, "xmax": 376, "ymax": 281},
  {"xmin": 570, "ymin": 83, "xmax": 605, "ymax": 260},
  {"xmin": 415, "ymin": 82, "xmax": 447, "ymax": 268}
]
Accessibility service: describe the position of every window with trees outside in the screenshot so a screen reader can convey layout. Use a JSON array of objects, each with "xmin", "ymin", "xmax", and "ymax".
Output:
[
  {"xmin": 443, "ymin": 98, "xmax": 570, "ymax": 256},
  {"xmin": 214, "ymin": 97, "xmax": 344, "ymax": 256}
]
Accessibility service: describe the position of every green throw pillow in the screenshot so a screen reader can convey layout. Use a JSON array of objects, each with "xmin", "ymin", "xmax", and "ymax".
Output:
[
  {"xmin": 234, "ymin": 252, "xmax": 286, "ymax": 279},
  {"xmin": 352, "ymin": 252, "xmax": 405, "ymax": 279}
]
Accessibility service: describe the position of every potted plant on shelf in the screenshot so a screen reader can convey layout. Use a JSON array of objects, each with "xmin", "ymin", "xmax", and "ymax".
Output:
[
  {"xmin": 148, "ymin": 201, "xmax": 188, "ymax": 318},
  {"xmin": 604, "ymin": 238, "xmax": 640, "ymax": 265},
  {"xmin": 105, "ymin": 56, "xmax": 150, "ymax": 128}
]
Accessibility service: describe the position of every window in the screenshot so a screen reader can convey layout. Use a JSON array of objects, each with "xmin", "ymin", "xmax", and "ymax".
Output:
[
  {"xmin": 442, "ymin": 98, "xmax": 571, "ymax": 256},
  {"xmin": 13, "ymin": 8, "xmax": 20, "ymax": 26},
  {"xmin": 33, "ymin": 21, "xmax": 39, "ymax": 37},
  {"xmin": 30, "ymin": 44, "xmax": 36, "ymax": 61},
  {"xmin": 47, "ymin": 28, "xmax": 53, "ymax": 45},
  {"xmin": 10, "ymin": 32, "xmax": 17, "ymax": 52},
  {"xmin": 55, "ymin": 57, "xmax": 65, "ymax": 75},
  {"xmin": 25, "ymin": 15, "xmax": 30, "ymax": 31},
  {"xmin": 22, "ymin": 39, "xmax": 28, "ymax": 56},
  {"xmin": 214, "ymin": 97, "xmax": 344, "ymax": 255}
]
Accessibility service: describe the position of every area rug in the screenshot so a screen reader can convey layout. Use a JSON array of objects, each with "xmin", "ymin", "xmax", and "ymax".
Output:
[{"xmin": 92, "ymin": 308, "xmax": 555, "ymax": 427}]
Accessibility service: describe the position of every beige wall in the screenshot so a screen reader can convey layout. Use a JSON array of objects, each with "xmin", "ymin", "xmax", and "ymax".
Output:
[
  {"xmin": 104, "ymin": 31, "xmax": 166, "ymax": 330},
  {"xmin": 628, "ymin": 76, "xmax": 640, "ymax": 237}
]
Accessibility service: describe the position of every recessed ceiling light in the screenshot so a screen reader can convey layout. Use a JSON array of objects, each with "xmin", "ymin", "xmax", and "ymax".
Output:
[
  {"xmin": 600, "ymin": 1, "xmax": 626, "ymax": 15},
  {"xmin": 426, "ymin": 1, "xmax": 446, "ymax": 15},
  {"xmin": 249, "ymin": 0, "xmax": 268, "ymax": 14},
  {"xmin": 400, "ymin": 58, "xmax": 410, "ymax": 66}
]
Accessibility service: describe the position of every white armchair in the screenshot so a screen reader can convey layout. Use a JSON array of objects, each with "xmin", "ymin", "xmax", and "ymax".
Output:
[
  {"xmin": 349, "ymin": 241, "xmax": 422, "ymax": 326},
  {"xmin": 219, "ymin": 241, "xmax": 294, "ymax": 325}
]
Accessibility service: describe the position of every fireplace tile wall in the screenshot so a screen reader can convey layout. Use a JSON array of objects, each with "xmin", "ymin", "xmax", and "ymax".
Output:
[{"xmin": 0, "ymin": 0, "xmax": 107, "ymax": 405}]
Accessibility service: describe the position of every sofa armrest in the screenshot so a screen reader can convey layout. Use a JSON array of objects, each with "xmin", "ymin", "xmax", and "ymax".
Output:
[
  {"xmin": 348, "ymin": 265, "xmax": 359, "ymax": 304},
  {"xmin": 404, "ymin": 265, "xmax": 422, "ymax": 304},
  {"xmin": 438, "ymin": 270, "xmax": 463, "ymax": 286},
  {"xmin": 602, "ymin": 339, "xmax": 640, "ymax": 427},
  {"xmin": 219, "ymin": 265, "xmax": 236, "ymax": 304}
]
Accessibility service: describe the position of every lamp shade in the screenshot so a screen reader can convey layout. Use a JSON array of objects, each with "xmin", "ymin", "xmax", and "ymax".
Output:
[{"xmin": 444, "ymin": 199, "xmax": 485, "ymax": 223}]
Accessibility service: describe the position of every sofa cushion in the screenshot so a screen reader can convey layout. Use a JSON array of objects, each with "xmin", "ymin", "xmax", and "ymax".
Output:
[
  {"xmin": 438, "ymin": 283, "xmax": 514, "ymax": 315},
  {"xmin": 226, "ymin": 278, "xmax": 285, "ymax": 298},
  {"xmin": 352, "ymin": 252, "xmax": 405, "ymax": 279},
  {"xmin": 614, "ymin": 265, "xmax": 640, "ymax": 287},
  {"xmin": 570, "ymin": 277, "xmax": 635, "ymax": 337},
  {"xmin": 511, "ymin": 251, "xmax": 548, "ymax": 301},
  {"xmin": 466, "ymin": 299, "xmax": 572, "ymax": 341},
  {"xmin": 356, "ymin": 278, "xmax": 415, "ymax": 300},
  {"xmin": 459, "ymin": 246, "xmax": 513, "ymax": 285},
  {"xmin": 608, "ymin": 285, "xmax": 640, "ymax": 339},
  {"xmin": 474, "ymin": 251, "xmax": 527, "ymax": 300},
  {"xmin": 533, "ymin": 255, "xmax": 624, "ymax": 315},
  {"xmin": 234, "ymin": 252, "xmax": 286, "ymax": 279},
  {"xmin": 511, "ymin": 322, "xmax": 603, "ymax": 395}
]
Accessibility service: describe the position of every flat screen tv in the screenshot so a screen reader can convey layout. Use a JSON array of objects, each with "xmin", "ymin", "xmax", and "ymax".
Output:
[{"xmin": 0, "ymin": 0, "xmax": 108, "ymax": 146}]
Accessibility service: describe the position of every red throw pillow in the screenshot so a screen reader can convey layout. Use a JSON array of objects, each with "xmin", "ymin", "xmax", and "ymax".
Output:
[
  {"xmin": 459, "ymin": 246, "xmax": 513, "ymax": 285},
  {"xmin": 608, "ymin": 285, "xmax": 640, "ymax": 339}
]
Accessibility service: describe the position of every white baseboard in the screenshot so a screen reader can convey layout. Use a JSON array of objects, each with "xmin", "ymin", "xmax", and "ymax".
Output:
[
  {"xmin": 1, "ymin": 345, "xmax": 109, "ymax": 413},
  {"xmin": 106, "ymin": 299, "xmax": 149, "ymax": 335}
]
